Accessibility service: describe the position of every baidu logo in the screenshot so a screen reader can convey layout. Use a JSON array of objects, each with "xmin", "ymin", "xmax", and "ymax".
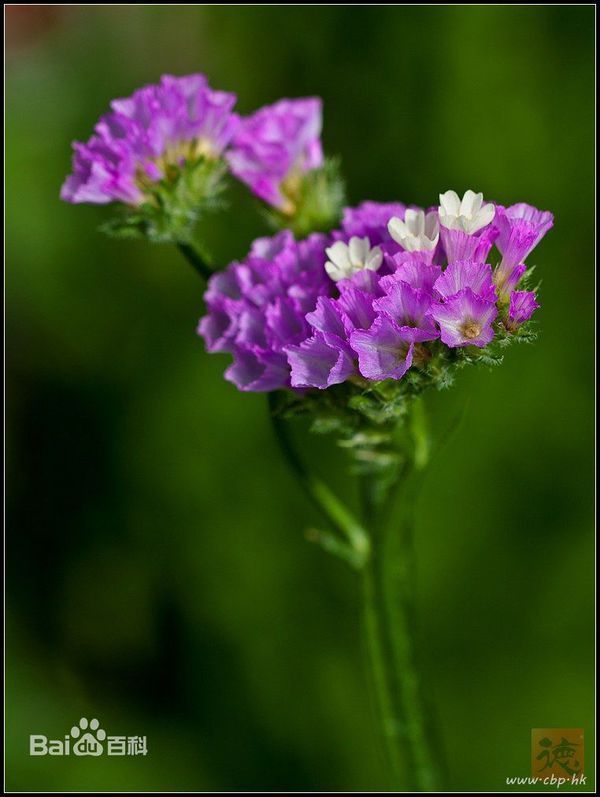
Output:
[{"xmin": 29, "ymin": 717, "xmax": 148, "ymax": 757}]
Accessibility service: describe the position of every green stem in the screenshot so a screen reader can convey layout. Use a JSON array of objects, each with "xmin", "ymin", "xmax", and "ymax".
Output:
[
  {"xmin": 267, "ymin": 394, "xmax": 370, "ymax": 563},
  {"xmin": 268, "ymin": 395, "xmax": 444, "ymax": 789},
  {"xmin": 361, "ymin": 401, "xmax": 444, "ymax": 791},
  {"xmin": 176, "ymin": 240, "xmax": 213, "ymax": 281}
]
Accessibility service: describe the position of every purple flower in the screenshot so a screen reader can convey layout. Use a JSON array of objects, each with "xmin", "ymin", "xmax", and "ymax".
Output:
[
  {"xmin": 305, "ymin": 296, "xmax": 349, "ymax": 340},
  {"xmin": 286, "ymin": 334, "xmax": 355, "ymax": 389},
  {"xmin": 349, "ymin": 316, "xmax": 414, "ymax": 381},
  {"xmin": 338, "ymin": 268, "xmax": 384, "ymax": 297},
  {"xmin": 337, "ymin": 285, "xmax": 378, "ymax": 331},
  {"xmin": 506, "ymin": 291, "xmax": 539, "ymax": 331},
  {"xmin": 494, "ymin": 262, "xmax": 527, "ymax": 300},
  {"xmin": 495, "ymin": 203, "xmax": 554, "ymax": 271},
  {"xmin": 199, "ymin": 230, "xmax": 333, "ymax": 391},
  {"xmin": 433, "ymin": 260, "xmax": 497, "ymax": 302},
  {"xmin": 61, "ymin": 74, "xmax": 239, "ymax": 204},
  {"xmin": 225, "ymin": 348, "xmax": 290, "ymax": 392},
  {"xmin": 438, "ymin": 189, "xmax": 498, "ymax": 262},
  {"xmin": 439, "ymin": 224, "xmax": 498, "ymax": 264},
  {"xmin": 197, "ymin": 300, "xmax": 239, "ymax": 352},
  {"xmin": 430, "ymin": 288, "xmax": 497, "ymax": 348},
  {"xmin": 227, "ymin": 97, "xmax": 323, "ymax": 211},
  {"xmin": 381, "ymin": 257, "xmax": 442, "ymax": 294},
  {"xmin": 196, "ymin": 188, "xmax": 551, "ymax": 392},
  {"xmin": 373, "ymin": 281, "xmax": 439, "ymax": 342}
]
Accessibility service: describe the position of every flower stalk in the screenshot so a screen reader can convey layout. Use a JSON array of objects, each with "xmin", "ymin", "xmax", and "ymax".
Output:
[
  {"xmin": 360, "ymin": 443, "xmax": 443, "ymax": 791},
  {"xmin": 176, "ymin": 240, "xmax": 214, "ymax": 281},
  {"xmin": 269, "ymin": 392, "xmax": 445, "ymax": 791}
]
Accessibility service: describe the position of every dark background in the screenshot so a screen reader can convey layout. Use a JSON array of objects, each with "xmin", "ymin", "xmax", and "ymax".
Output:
[{"xmin": 6, "ymin": 5, "xmax": 595, "ymax": 792}]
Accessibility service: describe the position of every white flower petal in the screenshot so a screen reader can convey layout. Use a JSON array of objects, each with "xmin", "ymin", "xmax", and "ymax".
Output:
[
  {"xmin": 325, "ymin": 260, "xmax": 346, "ymax": 282},
  {"xmin": 365, "ymin": 247, "xmax": 383, "ymax": 272},
  {"xmin": 460, "ymin": 189, "xmax": 480, "ymax": 216},
  {"xmin": 348, "ymin": 236, "xmax": 369, "ymax": 267},
  {"xmin": 439, "ymin": 190, "xmax": 461, "ymax": 216},
  {"xmin": 388, "ymin": 216, "xmax": 407, "ymax": 243},
  {"xmin": 476, "ymin": 202, "xmax": 495, "ymax": 229},
  {"xmin": 325, "ymin": 241, "xmax": 352, "ymax": 271},
  {"xmin": 424, "ymin": 210, "xmax": 440, "ymax": 239}
]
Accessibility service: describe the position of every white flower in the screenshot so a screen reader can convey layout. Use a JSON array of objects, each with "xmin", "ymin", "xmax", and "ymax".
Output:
[
  {"xmin": 324, "ymin": 236, "xmax": 383, "ymax": 282},
  {"xmin": 438, "ymin": 189, "xmax": 495, "ymax": 234},
  {"xmin": 387, "ymin": 209, "xmax": 439, "ymax": 252}
]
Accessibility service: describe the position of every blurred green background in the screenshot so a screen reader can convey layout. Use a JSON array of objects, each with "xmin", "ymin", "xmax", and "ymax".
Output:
[{"xmin": 6, "ymin": 5, "xmax": 595, "ymax": 792}]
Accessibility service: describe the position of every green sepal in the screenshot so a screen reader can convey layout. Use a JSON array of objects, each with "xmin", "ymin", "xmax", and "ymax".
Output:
[
  {"xmin": 99, "ymin": 156, "xmax": 229, "ymax": 244},
  {"xmin": 264, "ymin": 157, "xmax": 346, "ymax": 238}
]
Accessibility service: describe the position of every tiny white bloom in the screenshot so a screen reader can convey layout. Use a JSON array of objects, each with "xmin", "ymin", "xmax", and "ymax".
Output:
[
  {"xmin": 388, "ymin": 209, "xmax": 439, "ymax": 252},
  {"xmin": 324, "ymin": 236, "xmax": 383, "ymax": 282},
  {"xmin": 438, "ymin": 189, "xmax": 495, "ymax": 235}
]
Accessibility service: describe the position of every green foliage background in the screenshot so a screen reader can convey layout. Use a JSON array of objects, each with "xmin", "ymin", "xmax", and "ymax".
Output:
[{"xmin": 6, "ymin": 5, "xmax": 594, "ymax": 791}]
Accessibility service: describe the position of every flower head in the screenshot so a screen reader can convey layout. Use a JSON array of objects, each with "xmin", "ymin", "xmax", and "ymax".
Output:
[
  {"xmin": 324, "ymin": 237, "xmax": 383, "ymax": 282},
  {"xmin": 431, "ymin": 288, "xmax": 497, "ymax": 348},
  {"xmin": 227, "ymin": 97, "xmax": 323, "ymax": 212},
  {"xmin": 494, "ymin": 203, "xmax": 553, "ymax": 290},
  {"xmin": 61, "ymin": 74, "xmax": 238, "ymax": 205},
  {"xmin": 438, "ymin": 190, "xmax": 495, "ymax": 234},
  {"xmin": 437, "ymin": 189, "xmax": 497, "ymax": 263},
  {"xmin": 388, "ymin": 209, "xmax": 439, "ymax": 253},
  {"xmin": 506, "ymin": 290, "xmax": 540, "ymax": 331},
  {"xmin": 199, "ymin": 190, "xmax": 549, "ymax": 393}
]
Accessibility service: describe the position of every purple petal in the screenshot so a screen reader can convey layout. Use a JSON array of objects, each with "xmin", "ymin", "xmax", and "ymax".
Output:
[
  {"xmin": 434, "ymin": 260, "xmax": 497, "ymax": 302},
  {"xmin": 341, "ymin": 200, "xmax": 407, "ymax": 245},
  {"xmin": 349, "ymin": 316, "xmax": 414, "ymax": 381},
  {"xmin": 430, "ymin": 288, "xmax": 497, "ymax": 348},
  {"xmin": 337, "ymin": 286, "xmax": 377, "ymax": 331},
  {"xmin": 305, "ymin": 296, "xmax": 348, "ymax": 339},
  {"xmin": 382, "ymin": 256, "xmax": 441, "ymax": 293},
  {"xmin": 439, "ymin": 224, "xmax": 498, "ymax": 263},
  {"xmin": 227, "ymin": 97, "xmax": 323, "ymax": 209},
  {"xmin": 286, "ymin": 334, "xmax": 355, "ymax": 389},
  {"xmin": 373, "ymin": 282, "xmax": 439, "ymax": 341},
  {"xmin": 495, "ymin": 203, "xmax": 553, "ymax": 270},
  {"xmin": 507, "ymin": 291, "xmax": 540, "ymax": 329},
  {"xmin": 197, "ymin": 304, "xmax": 238, "ymax": 352},
  {"xmin": 265, "ymin": 296, "xmax": 309, "ymax": 350},
  {"xmin": 224, "ymin": 348, "xmax": 289, "ymax": 392}
]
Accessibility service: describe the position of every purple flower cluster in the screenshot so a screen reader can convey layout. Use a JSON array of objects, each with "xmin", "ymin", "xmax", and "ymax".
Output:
[
  {"xmin": 198, "ymin": 230, "xmax": 332, "ymax": 391},
  {"xmin": 199, "ymin": 191, "xmax": 552, "ymax": 392},
  {"xmin": 61, "ymin": 74, "xmax": 239, "ymax": 205},
  {"xmin": 61, "ymin": 73, "xmax": 324, "ymax": 210},
  {"xmin": 227, "ymin": 98, "xmax": 323, "ymax": 212}
]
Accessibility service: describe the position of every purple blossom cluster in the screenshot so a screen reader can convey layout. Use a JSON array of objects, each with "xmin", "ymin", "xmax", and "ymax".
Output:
[
  {"xmin": 61, "ymin": 73, "xmax": 324, "ymax": 210},
  {"xmin": 198, "ymin": 229, "xmax": 333, "ymax": 391},
  {"xmin": 199, "ymin": 191, "xmax": 552, "ymax": 391}
]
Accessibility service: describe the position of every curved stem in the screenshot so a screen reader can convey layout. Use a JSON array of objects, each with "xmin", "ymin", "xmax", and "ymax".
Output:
[
  {"xmin": 268, "ymin": 394, "xmax": 370, "ymax": 562},
  {"xmin": 176, "ymin": 240, "xmax": 213, "ymax": 281}
]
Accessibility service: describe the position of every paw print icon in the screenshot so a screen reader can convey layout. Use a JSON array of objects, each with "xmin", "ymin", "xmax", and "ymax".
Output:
[{"xmin": 70, "ymin": 718, "xmax": 106, "ymax": 756}]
